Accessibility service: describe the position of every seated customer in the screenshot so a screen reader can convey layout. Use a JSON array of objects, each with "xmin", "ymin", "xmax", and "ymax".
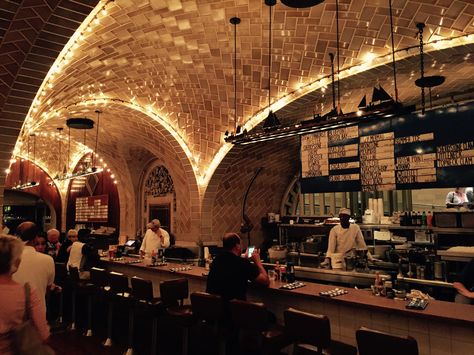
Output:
[
  {"xmin": 446, "ymin": 187, "xmax": 467, "ymax": 208},
  {"xmin": 0, "ymin": 235, "xmax": 50, "ymax": 354},
  {"xmin": 45, "ymin": 228, "xmax": 61, "ymax": 259},
  {"xmin": 34, "ymin": 233, "xmax": 47, "ymax": 254},
  {"xmin": 453, "ymin": 258, "xmax": 474, "ymax": 304},
  {"xmin": 56, "ymin": 229, "xmax": 78, "ymax": 263},
  {"xmin": 12, "ymin": 222, "xmax": 55, "ymax": 312},
  {"xmin": 206, "ymin": 233, "xmax": 269, "ymax": 301}
]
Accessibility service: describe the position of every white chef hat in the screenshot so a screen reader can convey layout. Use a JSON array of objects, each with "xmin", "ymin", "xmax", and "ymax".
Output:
[{"xmin": 339, "ymin": 208, "xmax": 351, "ymax": 216}]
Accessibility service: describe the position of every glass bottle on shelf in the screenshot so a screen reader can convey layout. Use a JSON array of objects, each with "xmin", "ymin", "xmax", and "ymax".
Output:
[
  {"xmin": 427, "ymin": 211, "xmax": 433, "ymax": 227},
  {"xmin": 421, "ymin": 211, "xmax": 427, "ymax": 226}
]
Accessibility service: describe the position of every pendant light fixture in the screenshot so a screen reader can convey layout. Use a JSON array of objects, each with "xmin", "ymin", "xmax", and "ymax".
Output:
[
  {"xmin": 56, "ymin": 112, "xmax": 103, "ymax": 181},
  {"xmin": 415, "ymin": 23, "xmax": 445, "ymax": 114},
  {"xmin": 281, "ymin": 0, "xmax": 324, "ymax": 8},
  {"xmin": 262, "ymin": 0, "xmax": 281, "ymax": 131}
]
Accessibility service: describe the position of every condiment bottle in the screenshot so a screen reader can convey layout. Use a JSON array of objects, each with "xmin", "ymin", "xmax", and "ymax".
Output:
[
  {"xmin": 274, "ymin": 261, "xmax": 280, "ymax": 281},
  {"xmin": 421, "ymin": 211, "xmax": 427, "ymax": 226}
]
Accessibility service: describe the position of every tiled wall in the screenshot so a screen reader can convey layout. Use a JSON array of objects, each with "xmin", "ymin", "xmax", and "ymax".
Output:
[{"xmin": 204, "ymin": 137, "xmax": 300, "ymax": 245}]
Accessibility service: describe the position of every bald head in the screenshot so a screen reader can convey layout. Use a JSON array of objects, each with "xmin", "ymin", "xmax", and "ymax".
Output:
[
  {"xmin": 16, "ymin": 222, "xmax": 38, "ymax": 242},
  {"xmin": 47, "ymin": 229, "xmax": 60, "ymax": 243}
]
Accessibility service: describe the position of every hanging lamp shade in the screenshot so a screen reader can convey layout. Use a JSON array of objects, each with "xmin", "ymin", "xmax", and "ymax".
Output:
[
  {"xmin": 281, "ymin": 0, "xmax": 325, "ymax": 8},
  {"xmin": 66, "ymin": 117, "xmax": 94, "ymax": 129}
]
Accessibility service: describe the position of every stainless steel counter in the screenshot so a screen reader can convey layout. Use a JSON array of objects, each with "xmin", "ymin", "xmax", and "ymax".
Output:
[{"xmin": 263, "ymin": 262, "xmax": 389, "ymax": 287}]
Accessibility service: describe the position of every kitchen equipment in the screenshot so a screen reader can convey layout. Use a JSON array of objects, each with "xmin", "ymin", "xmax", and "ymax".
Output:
[
  {"xmin": 374, "ymin": 245, "xmax": 390, "ymax": 258},
  {"xmin": 268, "ymin": 245, "xmax": 287, "ymax": 261},
  {"xmin": 344, "ymin": 256, "xmax": 355, "ymax": 271},
  {"xmin": 434, "ymin": 261, "xmax": 447, "ymax": 281},
  {"xmin": 433, "ymin": 212, "xmax": 458, "ymax": 228}
]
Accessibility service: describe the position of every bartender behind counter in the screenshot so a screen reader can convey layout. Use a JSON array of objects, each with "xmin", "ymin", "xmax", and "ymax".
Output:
[
  {"xmin": 326, "ymin": 208, "xmax": 371, "ymax": 259},
  {"xmin": 139, "ymin": 219, "xmax": 170, "ymax": 256}
]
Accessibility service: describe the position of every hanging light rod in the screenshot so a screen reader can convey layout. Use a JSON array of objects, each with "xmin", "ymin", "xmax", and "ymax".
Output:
[
  {"xmin": 55, "ymin": 166, "xmax": 103, "ymax": 181},
  {"xmin": 225, "ymin": 103, "xmax": 414, "ymax": 145},
  {"xmin": 281, "ymin": 0, "xmax": 325, "ymax": 8},
  {"xmin": 11, "ymin": 181, "xmax": 39, "ymax": 191}
]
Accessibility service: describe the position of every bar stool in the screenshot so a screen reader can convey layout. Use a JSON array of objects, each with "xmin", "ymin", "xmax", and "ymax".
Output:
[
  {"xmin": 160, "ymin": 278, "xmax": 194, "ymax": 355},
  {"xmin": 103, "ymin": 271, "xmax": 131, "ymax": 348},
  {"xmin": 229, "ymin": 299, "xmax": 288, "ymax": 355},
  {"xmin": 131, "ymin": 276, "xmax": 163, "ymax": 355},
  {"xmin": 190, "ymin": 292, "xmax": 230, "ymax": 355},
  {"xmin": 68, "ymin": 266, "xmax": 93, "ymax": 332},
  {"xmin": 284, "ymin": 308, "xmax": 357, "ymax": 355},
  {"xmin": 53, "ymin": 262, "xmax": 68, "ymax": 324},
  {"xmin": 356, "ymin": 327, "xmax": 419, "ymax": 355},
  {"xmin": 83, "ymin": 267, "xmax": 108, "ymax": 337}
]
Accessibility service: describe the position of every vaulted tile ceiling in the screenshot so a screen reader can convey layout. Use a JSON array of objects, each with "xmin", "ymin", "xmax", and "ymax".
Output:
[{"xmin": 2, "ymin": 0, "xmax": 474, "ymax": 194}]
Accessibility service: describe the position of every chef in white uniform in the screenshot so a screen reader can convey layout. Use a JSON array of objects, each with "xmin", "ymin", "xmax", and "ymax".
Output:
[
  {"xmin": 139, "ymin": 219, "xmax": 170, "ymax": 256},
  {"xmin": 326, "ymin": 208, "xmax": 369, "ymax": 258}
]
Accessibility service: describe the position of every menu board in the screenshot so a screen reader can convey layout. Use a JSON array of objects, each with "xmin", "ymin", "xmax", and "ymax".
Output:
[
  {"xmin": 301, "ymin": 103, "xmax": 474, "ymax": 192},
  {"xmin": 75, "ymin": 195, "xmax": 109, "ymax": 222}
]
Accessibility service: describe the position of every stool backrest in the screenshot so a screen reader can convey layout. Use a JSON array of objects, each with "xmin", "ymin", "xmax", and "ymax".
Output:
[
  {"xmin": 109, "ymin": 271, "xmax": 129, "ymax": 294},
  {"xmin": 160, "ymin": 278, "xmax": 188, "ymax": 306},
  {"xmin": 131, "ymin": 276, "xmax": 154, "ymax": 301},
  {"xmin": 229, "ymin": 299, "xmax": 268, "ymax": 332},
  {"xmin": 284, "ymin": 308, "xmax": 331, "ymax": 351},
  {"xmin": 191, "ymin": 292, "xmax": 225, "ymax": 321},
  {"xmin": 69, "ymin": 266, "xmax": 80, "ymax": 283},
  {"xmin": 54, "ymin": 263, "xmax": 68, "ymax": 286},
  {"xmin": 90, "ymin": 267, "xmax": 108, "ymax": 288},
  {"xmin": 356, "ymin": 327, "xmax": 419, "ymax": 355}
]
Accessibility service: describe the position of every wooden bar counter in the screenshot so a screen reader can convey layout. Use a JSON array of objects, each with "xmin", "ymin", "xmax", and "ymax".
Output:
[{"xmin": 101, "ymin": 257, "xmax": 474, "ymax": 355}]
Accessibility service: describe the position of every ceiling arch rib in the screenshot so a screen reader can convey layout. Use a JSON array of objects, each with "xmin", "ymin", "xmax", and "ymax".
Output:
[
  {"xmin": 23, "ymin": 102, "xmax": 201, "ymax": 198},
  {"xmin": 13, "ymin": 0, "xmax": 474, "ymax": 192}
]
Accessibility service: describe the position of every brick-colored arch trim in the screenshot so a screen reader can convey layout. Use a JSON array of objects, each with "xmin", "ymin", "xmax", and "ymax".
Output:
[{"xmin": 0, "ymin": 0, "xmax": 98, "ymax": 219}]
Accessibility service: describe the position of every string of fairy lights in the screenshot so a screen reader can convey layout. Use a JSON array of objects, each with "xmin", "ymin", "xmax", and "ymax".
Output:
[{"xmin": 5, "ymin": 0, "xmax": 474, "ymax": 191}]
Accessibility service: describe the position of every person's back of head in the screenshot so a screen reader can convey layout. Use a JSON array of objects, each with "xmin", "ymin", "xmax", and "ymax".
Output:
[
  {"xmin": 0, "ymin": 234, "xmax": 24, "ymax": 275},
  {"xmin": 222, "ymin": 233, "xmax": 241, "ymax": 251},
  {"xmin": 15, "ymin": 221, "xmax": 38, "ymax": 243}
]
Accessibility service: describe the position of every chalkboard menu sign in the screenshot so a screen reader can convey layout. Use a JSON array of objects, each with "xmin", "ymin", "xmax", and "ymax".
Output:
[
  {"xmin": 75, "ymin": 195, "xmax": 109, "ymax": 222},
  {"xmin": 301, "ymin": 104, "xmax": 474, "ymax": 193}
]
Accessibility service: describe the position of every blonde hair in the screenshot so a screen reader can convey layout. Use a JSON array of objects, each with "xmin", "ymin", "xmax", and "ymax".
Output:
[
  {"xmin": 67, "ymin": 229, "xmax": 78, "ymax": 238},
  {"xmin": 0, "ymin": 234, "xmax": 24, "ymax": 274}
]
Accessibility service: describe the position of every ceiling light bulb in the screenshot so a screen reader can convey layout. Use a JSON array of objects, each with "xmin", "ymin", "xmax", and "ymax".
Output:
[
  {"xmin": 5, "ymin": 168, "xmax": 11, "ymax": 174},
  {"xmin": 363, "ymin": 52, "xmax": 376, "ymax": 64}
]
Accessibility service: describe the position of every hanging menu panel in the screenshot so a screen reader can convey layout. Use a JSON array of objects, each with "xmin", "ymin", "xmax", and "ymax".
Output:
[
  {"xmin": 300, "ymin": 103, "xmax": 474, "ymax": 193},
  {"xmin": 75, "ymin": 195, "xmax": 109, "ymax": 223}
]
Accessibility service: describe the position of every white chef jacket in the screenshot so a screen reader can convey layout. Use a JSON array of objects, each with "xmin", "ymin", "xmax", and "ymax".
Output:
[
  {"xmin": 140, "ymin": 228, "xmax": 170, "ymax": 255},
  {"xmin": 326, "ymin": 223, "xmax": 368, "ymax": 256}
]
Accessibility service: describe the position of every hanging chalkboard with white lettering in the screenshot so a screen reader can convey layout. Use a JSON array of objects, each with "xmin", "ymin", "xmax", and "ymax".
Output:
[{"xmin": 300, "ymin": 103, "xmax": 474, "ymax": 193}]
